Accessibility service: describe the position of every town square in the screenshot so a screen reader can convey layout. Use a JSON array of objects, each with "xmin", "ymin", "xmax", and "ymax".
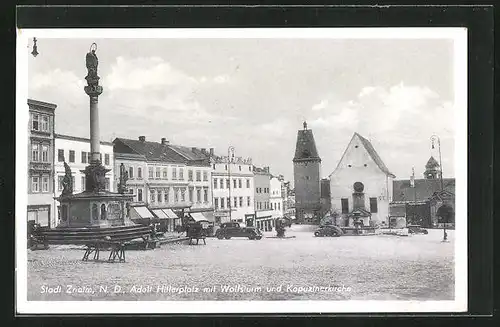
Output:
[{"xmin": 19, "ymin": 29, "xmax": 464, "ymax": 312}]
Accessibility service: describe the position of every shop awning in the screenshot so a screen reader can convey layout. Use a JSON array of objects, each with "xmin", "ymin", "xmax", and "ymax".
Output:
[
  {"xmin": 131, "ymin": 206, "xmax": 154, "ymax": 219},
  {"xmin": 201, "ymin": 211, "xmax": 215, "ymax": 222},
  {"xmin": 162, "ymin": 209, "xmax": 179, "ymax": 219},
  {"xmin": 190, "ymin": 212, "xmax": 208, "ymax": 221},
  {"xmin": 152, "ymin": 209, "xmax": 168, "ymax": 219}
]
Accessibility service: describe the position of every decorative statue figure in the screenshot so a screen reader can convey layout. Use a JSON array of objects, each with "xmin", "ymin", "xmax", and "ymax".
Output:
[
  {"xmin": 118, "ymin": 163, "xmax": 129, "ymax": 194},
  {"xmin": 85, "ymin": 44, "xmax": 99, "ymax": 86},
  {"xmin": 61, "ymin": 161, "xmax": 73, "ymax": 196}
]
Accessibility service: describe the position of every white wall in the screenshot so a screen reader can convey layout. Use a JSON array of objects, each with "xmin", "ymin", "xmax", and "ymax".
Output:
[{"xmin": 270, "ymin": 176, "xmax": 284, "ymax": 218}]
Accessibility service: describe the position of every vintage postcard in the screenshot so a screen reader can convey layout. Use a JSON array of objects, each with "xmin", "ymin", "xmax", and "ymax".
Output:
[{"xmin": 16, "ymin": 28, "xmax": 467, "ymax": 314}]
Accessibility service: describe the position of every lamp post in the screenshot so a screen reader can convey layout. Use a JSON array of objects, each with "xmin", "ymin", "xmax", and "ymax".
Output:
[
  {"xmin": 430, "ymin": 135, "xmax": 447, "ymax": 241},
  {"xmin": 228, "ymin": 146, "xmax": 235, "ymax": 222}
]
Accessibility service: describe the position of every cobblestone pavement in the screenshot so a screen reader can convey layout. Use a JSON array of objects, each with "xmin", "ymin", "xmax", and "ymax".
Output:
[{"xmin": 27, "ymin": 226, "xmax": 454, "ymax": 301}]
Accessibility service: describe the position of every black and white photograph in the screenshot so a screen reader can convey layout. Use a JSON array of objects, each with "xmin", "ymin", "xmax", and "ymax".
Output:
[{"xmin": 16, "ymin": 28, "xmax": 467, "ymax": 314}]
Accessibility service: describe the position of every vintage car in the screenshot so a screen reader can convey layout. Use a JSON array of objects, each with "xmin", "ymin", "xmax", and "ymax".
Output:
[
  {"xmin": 215, "ymin": 222, "xmax": 263, "ymax": 240},
  {"xmin": 407, "ymin": 225, "xmax": 429, "ymax": 234},
  {"xmin": 314, "ymin": 225, "xmax": 343, "ymax": 237}
]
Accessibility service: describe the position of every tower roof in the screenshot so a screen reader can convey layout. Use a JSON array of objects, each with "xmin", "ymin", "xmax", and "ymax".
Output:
[
  {"xmin": 293, "ymin": 123, "xmax": 321, "ymax": 162},
  {"xmin": 425, "ymin": 156, "xmax": 440, "ymax": 168}
]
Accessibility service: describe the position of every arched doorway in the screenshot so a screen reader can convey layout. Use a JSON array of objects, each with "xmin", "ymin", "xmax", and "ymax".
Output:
[{"xmin": 436, "ymin": 204, "xmax": 454, "ymax": 225}]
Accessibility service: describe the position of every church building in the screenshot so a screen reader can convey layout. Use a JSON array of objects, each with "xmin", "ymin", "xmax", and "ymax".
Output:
[
  {"xmin": 328, "ymin": 133, "xmax": 395, "ymax": 227},
  {"xmin": 293, "ymin": 122, "xmax": 322, "ymax": 224}
]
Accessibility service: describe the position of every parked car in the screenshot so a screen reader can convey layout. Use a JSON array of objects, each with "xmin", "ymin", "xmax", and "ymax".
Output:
[
  {"xmin": 314, "ymin": 225, "xmax": 343, "ymax": 237},
  {"xmin": 215, "ymin": 222, "xmax": 263, "ymax": 240},
  {"xmin": 407, "ymin": 225, "xmax": 429, "ymax": 234}
]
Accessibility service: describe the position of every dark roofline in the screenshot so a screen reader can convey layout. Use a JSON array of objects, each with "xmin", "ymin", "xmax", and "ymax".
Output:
[
  {"xmin": 55, "ymin": 133, "xmax": 113, "ymax": 146},
  {"xmin": 28, "ymin": 98, "xmax": 57, "ymax": 110}
]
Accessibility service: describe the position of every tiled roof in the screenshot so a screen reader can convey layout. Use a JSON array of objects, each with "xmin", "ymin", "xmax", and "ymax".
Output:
[
  {"xmin": 355, "ymin": 133, "xmax": 395, "ymax": 178},
  {"xmin": 425, "ymin": 156, "xmax": 440, "ymax": 168},
  {"xmin": 293, "ymin": 128, "xmax": 321, "ymax": 161},
  {"xmin": 392, "ymin": 178, "xmax": 455, "ymax": 202},
  {"xmin": 113, "ymin": 138, "xmax": 188, "ymax": 164},
  {"xmin": 169, "ymin": 145, "xmax": 209, "ymax": 161}
]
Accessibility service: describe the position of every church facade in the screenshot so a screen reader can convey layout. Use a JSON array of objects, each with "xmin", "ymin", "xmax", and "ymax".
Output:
[
  {"xmin": 328, "ymin": 133, "xmax": 395, "ymax": 227},
  {"xmin": 293, "ymin": 122, "xmax": 322, "ymax": 224}
]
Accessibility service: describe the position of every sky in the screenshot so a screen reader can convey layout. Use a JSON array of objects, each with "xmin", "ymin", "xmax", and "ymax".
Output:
[{"xmin": 27, "ymin": 37, "xmax": 457, "ymax": 184}]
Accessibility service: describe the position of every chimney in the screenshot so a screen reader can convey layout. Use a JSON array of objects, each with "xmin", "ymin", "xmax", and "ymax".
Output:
[
  {"xmin": 161, "ymin": 138, "xmax": 169, "ymax": 145},
  {"xmin": 139, "ymin": 136, "xmax": 146, "ymax": 142},
  {"xmin": 201, "ymin": 148, "xmax": 207, "ymax": 154},
  {"xmin": 209, "ymin": 148, "xmax": 214, "ymax": 156},
  {"xmin": 264, "ymin": 166, "xmax": 270, "ymax": 174},
  {"xmin": 191, "ymin": 147, "xmax": 197, "ymax": 152}
]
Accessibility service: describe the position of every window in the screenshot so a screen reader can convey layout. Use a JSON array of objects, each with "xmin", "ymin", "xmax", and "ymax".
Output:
[
  {"xmin": 41, "ymin": 116, "xmax": 49, "ymax": 131},
  {"xmin": 220, "ymin": 197, "xmax": 225, "ymax": 209},
  {"xmin": 87, "ymin": 152, "xmax": 91, "ymax": 163},
  {"xmin": 370, "ymin": 197, "xmax": 378, "ymax": 213},
  {"xmin": 341, "ymin": 198, "xmax": 349, "ymax": 214},
  {"xmin": 57, "ymin": 149, "xmax": 64, "ymax": 162},
  {"xmin": 58, "ymin": 176, "xmax": 64, "ymax": 191},
  {"xmin": 204, "ymin": 188, "xmax": 208, "ymax": 203},
  {"xmin": 69, "ymin": 150, "xmax": 75, "ymax": 163},
  {"xmin": 234, "ymin": 197, "xmax": 238, "ymax": 208},
  {"xmin": 31, "ymin": 144, "xmax": 39, "ymax": 161},
  {"xmin": 32, "ymin": 114, "xmax": 39, "ymax": 131},
  {"xmin": 174, "ymin": 188, "xmax": 179, "ymax": 203},
  {"xmin": 105, "ymin": 178, "xmax": 110, "ymax": 191},
  {"xmin": 150, "ymin": 190, "xmax": 156, "ymax": 202},
  {"xmin": 100, "ymin": 204, "xmax": 107, "ymax": 220},
  {"xmin": 196, "ymin": 171, "xmax": 201, "ymax": 182},
  {"xmin": 179, "ymin": 168, "xmax": 184, "ymax": 180},
  {"xmin": 239, "ymin": 165, "xmax": 241, "ymax": 171},
  {"xmin": 220, "ymin": 178, "xmax": 224, "ymax": 189},
  {"xmin": 226, "ymin": 179, "xmax": 230, "ymax": 188},
  {"xmin": 105, "ymin": 154, "xmax": 110, "ymax": 165},
  {"xmin": 148, "ymin": 167, "xmax": 154, "ymax": 179},
  {"xmin": 246, "ymin": 179, "xmax": 250, "ymax": 188},
  {"xmin": 196, "ymin": 188, "xmax": 201, "ymax": 203},
  {"xmin": 238, "ymin": 179, "xmax": 242, "ymax": 188},
  {"xmin": 158, "ymin": 190, "xmax": 162, "ymax": 202},
  {"xmin": 41, "ymin": 145, "xmax": 48, "ymax": 162},
  {"xmin": 138, "ymin": 189, "xmax": 143, "ymax": 202},
  {"xmin": 247, "ymin": 197, "xmax": 251, "ymax": 206},
  {"xmin": 41, "ymin": 176, "xmax": 49, "ymax": 192},
  {"xmin": 274, "ymin": 203, "xmax": 277, "ymax": 210},
  {"xmin": 233, "ymin": 179, "xmax": 237, "ymax": 188},
  {"xmin": 249, "ymin": 166, "xmax": 251, "ymax": 171},
  {"xmin": 138, "ymin": 167, "xmax": 142, "ymax": 179},
  {"xmin": 278, "ymin": 203, "xmax": 281, "ymax": 210},
  {"xmin": 214, "ymin": 198, "xmax": 219, "ymax": 209},
  {"xmin": 239, "ymin": 197, "xmax": 243, "ymax": 207},
  {"xmin": 172, "ymin": 168, "xmax": 177, "ymax": 180},
  {"xmin": 81, "ymin": 151, "xmax": 87, "ymax": 163},
  {"xmin": 213, "ymin": 179, "xmax": 218, "ymax": 189},
  {"xmin": 164, "ymin": 188, "xmax": 169, "ymax": 203},
  {"xmin": 189, "ymin": 187, "xmax": 194, "ymax": 202},
  {"xmin": 213, "ymin": 164, "xmax": 216, "ymax": 170},
  {"xmin": 188, "ymin": 169, "xmax": 193, "ymax": 181},
  {"xmin": 203, "ymin": 171, "xmax": 208, "ymax": 181},
  {"xmin": 156, "ymin": 167, "xmax": 161, "ymax": 179},
  {"xmin": 129, "ymin": 167, "xmax": 134, "ymax": 179},
  {"xmin": 181, "ymin": 188, "xmax": 186, "ymax": 202},
  {"xmin": 162, "ymin": 168, "xmax": 168, "ymax": 179},
  {"xmin": 227, "ymin": 198, "xmax": 230, "ymax": 208},
  {"xmin": 225, "ymin": 165, "xmax": 227, "ymax": 170},
  {"xmin": 31, "ymin": 177, "xmax": 39, "ymax": 192},
  {"xmin": 81, "ymin": 176, "xmax": 85, "ymax": 191}
]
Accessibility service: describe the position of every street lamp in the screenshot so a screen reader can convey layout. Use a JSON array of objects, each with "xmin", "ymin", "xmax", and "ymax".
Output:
[
  {"xmin": 228, "ymin": 146, "xmax": 235, "ymax": 222},
  {"xmin": 430, "ymin": 135, "xmax": 447, "ymax": 241}
]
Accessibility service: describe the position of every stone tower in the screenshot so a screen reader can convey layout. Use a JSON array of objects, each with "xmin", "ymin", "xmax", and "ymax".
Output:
[
  {"xmin": 293, "ymin": 121, "xmax": 322, "ymax": 224},
  {"xmin": 424, "ymin": 156, "xmax": 441, "ymax": 179}
]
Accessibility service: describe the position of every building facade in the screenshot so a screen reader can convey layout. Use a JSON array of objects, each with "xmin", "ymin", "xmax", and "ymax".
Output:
[
  {"xmin": 269, "ymin": 175, "xmax": 284, "ymax": 219},
  {"xmin": 113, "ymin": 136, "xmax": 213, "ymax": 231},
  {"xmin": 54, "ymin": 134, "xmax": 114, "ymax": 224},
  {"xmin": 27, "ymin": 99, "xmax": 57, "ymax": 228},
  {"xmin": 329, "ymin": 133, "xmax": 395, "ymax": 227},
  {"xmin": 209, "ymin": 151, "xmax": 254, "ymax": 225},
  {"xmin": 293, "ymin": 122, "xmax": 322, "ymax": 224},
  {"xmin": 253, "ymin": 166, "xmax": 274, "ymax": 231}
]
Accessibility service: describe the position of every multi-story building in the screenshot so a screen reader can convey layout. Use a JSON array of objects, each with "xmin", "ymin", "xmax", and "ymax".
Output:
[
  {"xmin": 27, "ymin": 99, "xmax": 57, "ymax": 228},
  {"xmin": 113, "ymin": 136, "xmax": 213, "ymax": 231},
  {"xmin": 253, "ymin": 166, "xmax": 274, "ymax": 231},
  {"xmin": 209, "ymin": 150, "xmax": 254, "ymax": 226},
  {"xmin": 269, "ymin": 175, "xmax": 284, "ymax": 219},
  {"xmin": 53, "ymin": 134, "xmax": 114, "ymax": 224}
]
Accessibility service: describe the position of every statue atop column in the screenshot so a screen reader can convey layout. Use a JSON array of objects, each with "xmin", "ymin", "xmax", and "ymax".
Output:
[{"xmin": 84, "ymin": 43, "xmax": 103, "ymax": 96}]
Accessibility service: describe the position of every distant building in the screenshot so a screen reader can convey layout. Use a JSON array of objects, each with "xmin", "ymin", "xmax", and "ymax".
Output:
[
  {"xmin": 54, "ymin": 134, "xmax": 114, "ymax": 224},
  {"xmin": 209, "ymin": 151, "xmax": 254, "ymax": 226},
  {"xmin": 293, "ymin": 121, "xmax": 322, "ymax": 224},
  {"xmin": 320, "ymin": 178, "xmax": 331, "ymax": 217},
  {"xmin": 27, "ymin": 99, "xmax": 57, "ymax": 228},
  {"xmin": 253, "ymin": 166, "xmax": 274, "ymax": 231},
  {"xmin": 270, "ymin": 175, "xmax": 284, "ymax": 219},
  {"xmin": 113, "ymin": 136, "xmax": 212, "ymax": 231},
  {"xmin": 390, "ymin": 157, "xmax": 455, "ymax": 228},
  {"xmin": 329, "ymin": 133, "xmax": 395, "ymax": 227}
]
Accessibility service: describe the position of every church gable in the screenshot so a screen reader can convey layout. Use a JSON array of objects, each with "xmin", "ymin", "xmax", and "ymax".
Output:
[{"xmin": 330, "ymin": 133, "xmax": 394, "ymax": 178}]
